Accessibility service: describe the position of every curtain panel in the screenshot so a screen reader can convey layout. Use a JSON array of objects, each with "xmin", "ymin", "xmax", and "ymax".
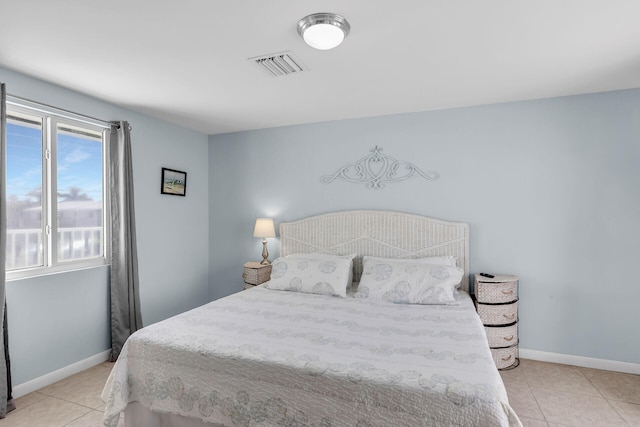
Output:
[
  {"xmin": 0, "ymin": 83, "xmax": 15, "ymax": 417},
  {"xmin": 109, "ymin": 121, "xmax": 143, "ymax": 361}
]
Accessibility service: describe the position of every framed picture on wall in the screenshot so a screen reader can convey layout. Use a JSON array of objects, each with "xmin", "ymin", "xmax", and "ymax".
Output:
[{"xmin": 161, "ymin": 167, "xmax": 187, "ymax": 196}]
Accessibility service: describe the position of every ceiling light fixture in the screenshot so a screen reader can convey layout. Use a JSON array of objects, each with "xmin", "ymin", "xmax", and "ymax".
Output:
[{"xmin": 297, "ymin": 13, "xmax": 350, "ymax": 50}]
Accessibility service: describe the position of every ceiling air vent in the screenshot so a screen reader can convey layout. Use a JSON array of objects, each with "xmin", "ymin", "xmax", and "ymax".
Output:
[{"xmin": 249, "ymin": 51, "xmax": 307, "ymax": 77}]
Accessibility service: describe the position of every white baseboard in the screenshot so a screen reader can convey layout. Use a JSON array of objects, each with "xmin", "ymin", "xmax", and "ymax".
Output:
[
  {"xmin": 13, "ymin": 349, "xmax": 111, "ymax": 398},
  {"xmin": 520, "ymin": 348, "xmax": 640, "ymax": 375}
]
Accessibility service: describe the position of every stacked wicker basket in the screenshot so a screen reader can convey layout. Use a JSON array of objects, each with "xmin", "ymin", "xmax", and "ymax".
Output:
[
  {"xmin": 242, "ymin": 262, "xmax": 272, "ymax": 289},
  {"xmin": 473, "ymin": 274, "xmax": 519, "ymax": 370}
]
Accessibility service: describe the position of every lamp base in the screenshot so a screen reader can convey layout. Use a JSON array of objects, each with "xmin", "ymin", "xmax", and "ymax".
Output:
[{"xmin": 260, "ymin": 239, "xmax": 271, "ymax": 265}]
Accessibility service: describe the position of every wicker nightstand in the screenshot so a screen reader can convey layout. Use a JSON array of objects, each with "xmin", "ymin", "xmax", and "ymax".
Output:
[
  {"xmin": 473, "ymin": 273, "xmax": 519, "ymax": 370},
  {"xmin": 242, "ymin": 262, "xmax": 272, "ymax": 290}
]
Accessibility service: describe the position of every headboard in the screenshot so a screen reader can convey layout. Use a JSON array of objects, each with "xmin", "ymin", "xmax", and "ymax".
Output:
[{"xmin": 279, "ymin": 210, "xmax": 470, "ymax": 293}]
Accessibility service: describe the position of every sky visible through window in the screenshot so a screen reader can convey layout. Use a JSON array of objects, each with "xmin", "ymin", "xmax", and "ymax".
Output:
[
  {"xmin": 6, "ymin": 122, "xmax": 42, "ymax": 201},
  {"xmin": 6, "ymin": 121, "xmax": 102, "ymax": 202},
  {"xmin": 57, "ymin": 128, "xmax": 103, "ymax": 202}
]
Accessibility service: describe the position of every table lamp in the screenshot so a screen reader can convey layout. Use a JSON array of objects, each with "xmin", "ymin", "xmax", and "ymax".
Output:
[{"xmin": 253, "ymin": 218, "xmax": 276, "ymax": 264}]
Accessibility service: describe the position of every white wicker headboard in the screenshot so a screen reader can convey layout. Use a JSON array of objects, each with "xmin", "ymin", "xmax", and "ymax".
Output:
[{"xmin": 279, "ymin": 210, "xmax": 470, "ymax": 292}]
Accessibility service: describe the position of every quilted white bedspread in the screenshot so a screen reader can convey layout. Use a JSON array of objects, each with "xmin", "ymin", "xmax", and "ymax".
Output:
[{"xmin": 102, "ymin": 287, "xmax": 521, "ymax": 427}]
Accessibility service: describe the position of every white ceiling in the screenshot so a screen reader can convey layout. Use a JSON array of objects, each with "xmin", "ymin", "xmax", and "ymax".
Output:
[{"xmin": 1, "ymin": 1, "xmax": 640, "ymax": 135}]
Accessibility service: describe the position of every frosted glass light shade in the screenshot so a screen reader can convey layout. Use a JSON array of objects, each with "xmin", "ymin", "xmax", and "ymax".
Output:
[
  {"xmin": 253, "ymin": 218, "xmax": 276, "ymax": 238},
  {"xmin": 297, "ymin": 13, "xmax": 350, "ymax": 50},
  {"xmin": 303, "ymin": 24, "xmax": 345, "ymax": 50}
]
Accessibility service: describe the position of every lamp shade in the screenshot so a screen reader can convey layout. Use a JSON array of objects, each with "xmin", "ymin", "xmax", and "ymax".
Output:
[{"xmin": 253, "ymin": 218, "xmax": 276, "ymax": 238}]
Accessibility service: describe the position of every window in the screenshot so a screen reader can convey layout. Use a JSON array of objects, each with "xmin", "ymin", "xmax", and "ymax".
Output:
[{"xmin": 5, "ymin": 101, "xmax": 109, "ymax": 279}]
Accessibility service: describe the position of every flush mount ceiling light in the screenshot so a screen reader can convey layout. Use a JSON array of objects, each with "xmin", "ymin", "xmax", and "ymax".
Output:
[{"xmin": 297, "ymin": 13, "xmax": 350, "ymax": 50}]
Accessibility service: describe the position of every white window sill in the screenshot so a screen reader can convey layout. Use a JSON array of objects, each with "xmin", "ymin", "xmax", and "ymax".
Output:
[{"xmin": 6, "ymin": 258, "xmax": 109, "ymax": 282}]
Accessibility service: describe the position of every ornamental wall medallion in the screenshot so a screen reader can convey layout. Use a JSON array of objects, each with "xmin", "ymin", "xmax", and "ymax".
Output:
[{"xmin": 320, "ymin": 146, "xmax": 439, "ymax": 189}]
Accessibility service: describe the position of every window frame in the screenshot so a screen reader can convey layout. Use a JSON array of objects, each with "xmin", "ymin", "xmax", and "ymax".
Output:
[{"xmin": 5, "ymin": 98, "xmax": 111, "ymax": 281}]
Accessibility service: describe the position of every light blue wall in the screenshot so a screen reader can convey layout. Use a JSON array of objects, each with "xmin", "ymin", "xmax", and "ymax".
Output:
[
  {"xmin": 1, "ymin": 67, "xmax": 211, "ymax": 385},
  {"xmin": 209, "ymin": 89, "xmax": 640, "ymax": 365},
  {"xmin": 6, "ymin": 267, "xmax": 110, "ymax": 383}
]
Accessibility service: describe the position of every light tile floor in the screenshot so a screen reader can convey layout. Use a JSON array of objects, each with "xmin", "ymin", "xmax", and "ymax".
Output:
[
  {"xmin": 2, "ymin": 362, "xmax": 122, "ymax": 427},
  {"xmin": 1, "ymin": 358, "xmax": 639, "ymax": 426},
  {"xmin": 501, "ymin": 359, "xmax": 640, "ymax": 426}
]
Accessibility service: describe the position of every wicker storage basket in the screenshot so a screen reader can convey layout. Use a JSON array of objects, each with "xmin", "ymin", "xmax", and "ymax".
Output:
[
  {"xmin": 476, "ymin": 278, "xmax": 518, "ymax": 304},
  {"xmin": 243, "ymin": 262, "xmax": 272, "ymax": 285},
  {"xmin": 475, "ymin": 300, "xmax": 518, "ymax": 326},
  {"xmin": 485, "ymin": 323, "xmax": 518, "ymax": 348},
  {"xmin": 491, "ymin": 346, "xmax": 518, "ymax": 369}
]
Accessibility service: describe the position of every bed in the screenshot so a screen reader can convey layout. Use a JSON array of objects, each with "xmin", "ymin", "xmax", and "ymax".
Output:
[{"xmin": 101, "ymin": 210, "xmax": 522, "ymax": 426}]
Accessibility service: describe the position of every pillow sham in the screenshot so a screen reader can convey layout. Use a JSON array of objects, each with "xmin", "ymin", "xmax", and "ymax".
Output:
[
  {"xmin": 285, "ymin": 253, "xmax": 356, "ymax": 287},
  {"xmin": 354, "ymin": 256, "xmax": 464, "ymax": 304},
  {"xmin": 361, "ymin": 255, "xmax": 457, "ymax": 267},
  {"xmin": 264, "ymin": 256, "xmax": 352, "ymax": 297}
]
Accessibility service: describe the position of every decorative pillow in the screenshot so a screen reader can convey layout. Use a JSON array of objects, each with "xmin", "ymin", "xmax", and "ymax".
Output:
[
  {"xmin": 264, "ymin": 256, "xmax": 352, "ymax": 297},
  {"xmin": 354, "ymin": 256, "xmax": 464, "ymax": 304}
]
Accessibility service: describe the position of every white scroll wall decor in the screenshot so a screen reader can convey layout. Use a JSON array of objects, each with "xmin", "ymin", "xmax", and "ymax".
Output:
[{"xmin": 320, "ymin": 146, "xmax": 440, "ymax": 189}]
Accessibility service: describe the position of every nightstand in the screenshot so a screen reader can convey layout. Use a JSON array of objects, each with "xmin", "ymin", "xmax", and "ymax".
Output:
[
  {"xmin": 242, "ymin": 262, "xmax": 272, "ymax": 290},
  {"xmin": 473, "ymin": 273, "xmax": 519, "ymax": 370}
]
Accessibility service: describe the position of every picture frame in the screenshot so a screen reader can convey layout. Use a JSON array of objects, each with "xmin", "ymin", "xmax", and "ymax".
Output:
[{"xmin": 161, "ymin": 167, "xmax": 187, "ymax": 196}]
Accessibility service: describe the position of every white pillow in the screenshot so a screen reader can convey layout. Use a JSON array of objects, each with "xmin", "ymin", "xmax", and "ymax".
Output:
[
  {"xmin": 285, "ymin": 253, "xmax": 356, "ymax": 287},
  {"xmin": 264, "ymin": 256, "xmax": 352, "ymax": 297},
  {"xmin": 354, "ymin": 256, "xmax": 464, "ymax": 304},
  {"xmin": 362, "ymin": 255, "xmax": 457, "ymax": 267}
]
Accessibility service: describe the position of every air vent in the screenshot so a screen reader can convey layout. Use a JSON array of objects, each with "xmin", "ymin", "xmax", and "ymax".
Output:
[{"xmin": 249, "ymin": 51, "xmax": 307, "ymax": 77}]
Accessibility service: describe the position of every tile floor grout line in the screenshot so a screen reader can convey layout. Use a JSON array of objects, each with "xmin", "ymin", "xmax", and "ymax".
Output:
[
  {"xmin": 61, "ymin": 409, "xmax": 95, "ymax": 427},
  {"xmin": 603, "ymin": 397, "xmax": 632, "ymax": 427},
  {"xmin": 578, "ymin": 367, "xmax": 636, "ymax": 425},
  {"xmin": 11, "ymin": 391, "xmax": 46, "ymax": 414},
  {"xmin": 578, "ymin": 368, "xmax": 606, "ymax": 399},
  {"xmin": 524, "ymin": 380, "xmax": 550, "ymax": 425},
  {"xmin": 37, "ymin": 391, "xmax": 103, "ymax": 412}
]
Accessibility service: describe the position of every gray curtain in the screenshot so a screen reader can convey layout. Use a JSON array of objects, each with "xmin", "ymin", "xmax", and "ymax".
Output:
[
  {"xmin": 109, "ymin": 121, "xmax": 143, "ymax": 361},
  {"xmin": 1, "ymin": 83, "xmax": 15, "ymax": 417}
]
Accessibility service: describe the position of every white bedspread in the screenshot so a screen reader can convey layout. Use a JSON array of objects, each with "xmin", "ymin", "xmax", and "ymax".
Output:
[{"xmin": 102, "ymin": 287, "xmax": 521, "ymax": 426}]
